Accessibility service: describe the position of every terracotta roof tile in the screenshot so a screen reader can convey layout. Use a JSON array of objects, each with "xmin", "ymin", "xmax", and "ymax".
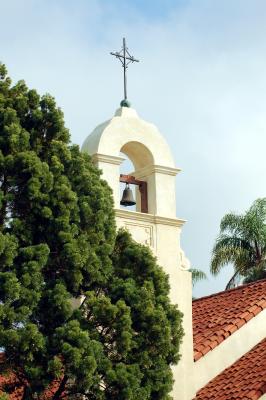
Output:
[
  {"xmin": 195, "ymin": 338, "xmax": 266, "ymax": 400},
  {"xmin": 193, "ymin": 279, "xmax": 266, "ymax": 360},
  {"xmin": 0, "ymin": 356, "xmax": 62, "ymax": 400}
]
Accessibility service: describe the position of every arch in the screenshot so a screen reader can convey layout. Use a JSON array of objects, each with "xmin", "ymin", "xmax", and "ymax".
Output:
[
  {"xmin": 81, "ymin": 107, "xmax": 179, "ymax": 216},
  {"xmin": 82, "ymin": 107, "xmax": 175, "ymax": 169},
  {"xmin": 120, "ymin": 141, "xmax": 154, "ymax": 170}
]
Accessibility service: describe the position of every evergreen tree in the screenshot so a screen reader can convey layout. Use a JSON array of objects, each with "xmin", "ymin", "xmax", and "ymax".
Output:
[
  {"xmin": 79, "ymin": 230, "xmax": 183, "ymax": 400},
  {"xmin": 0, "ymin": 64, "xmax": 183, "ymax": 399}
]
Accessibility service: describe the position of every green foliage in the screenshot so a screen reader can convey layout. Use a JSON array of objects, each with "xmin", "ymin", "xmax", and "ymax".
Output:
[
  {"xmin": 92, "ymin": 230, "xmax": 183, "ymax": 400},
  {"xmin": 211, "ymin": 198, "xmax": 266, "ymax": 289},
  {"xmin": 189, "ymin": 268, "xmax": 207, "ymax": 287},
  {"xmin": 243, "ymin": 267, "xmax": 266, "ymax": 284},
  {"xmin": 0, "ymin": 64, "xmax": 183, "ymax": 399}
]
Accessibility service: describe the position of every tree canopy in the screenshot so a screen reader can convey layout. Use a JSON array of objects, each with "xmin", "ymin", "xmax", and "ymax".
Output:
[
  {"xmin": 0, "ymin": 64, "xmax": 183, "ymax": 400},
  {"xmin": 210, "ymin": 198, "xmax": 266, "ymax": 289}
]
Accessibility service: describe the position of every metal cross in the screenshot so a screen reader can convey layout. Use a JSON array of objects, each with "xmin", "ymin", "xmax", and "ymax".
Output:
[{"xmin": 110, "ymin": 38, "xmax": 139, "ymax": 101}]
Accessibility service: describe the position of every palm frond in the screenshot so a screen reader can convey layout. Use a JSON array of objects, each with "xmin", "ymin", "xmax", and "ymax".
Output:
[
  {"xmin": 212, "ymin": 234, "xmax": 252, "ymax": 253},
  {"xmin": 220, "ymin": 213, "xmax": 244, "ymax": 235},
  {"xmin": 211, "ymin": 235, "xmax": 251, "ymax": 275},
  {"xmin": 248, "ymin": 198, "xmax": 266, "ymax": 219},
  {"xmin": 241, "ymin": 198, "xmax": 266, "ymax": 244},
  {"xmin": 243, "ymin": 266, "xmax": 266, "ymax": 284},
  {"xmin": 189, "ymin": 268, "xmax": 207, "ymax": 286},
  {"xmin": 225, "ymin": 270, "xmax": 242, "ymax": 290}
]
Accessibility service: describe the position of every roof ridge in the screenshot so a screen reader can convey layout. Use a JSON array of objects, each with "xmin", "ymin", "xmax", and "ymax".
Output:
[{"xmin": 193, "ymin": 278, "xmax": 266, "ymax": 303}]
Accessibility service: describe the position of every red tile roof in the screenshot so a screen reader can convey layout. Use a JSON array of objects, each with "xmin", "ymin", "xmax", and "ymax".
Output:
[
  {"xmin": 193, "ymin": 279, "xmax": 266, "ymax": 361},
  {"xmin": 0, "ymin": 355, "xmax": 62, "ymax": 400},
  {"xmin": 195, "ymin": 337, "xmax": 266, "ymax": 400},
  {"xmin": 0, "ymin": 376, "xmax": 62, "ymax": 400}
]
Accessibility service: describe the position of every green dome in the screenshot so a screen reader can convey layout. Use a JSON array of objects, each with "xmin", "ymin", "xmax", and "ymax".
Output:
[{"xmin": 120, "ymin": 99, "xmax": 131, "ymax": 108}]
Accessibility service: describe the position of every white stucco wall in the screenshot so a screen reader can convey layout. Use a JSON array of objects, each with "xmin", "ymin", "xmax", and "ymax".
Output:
[
  {"xmin": 82, "ymin": 107, "xmax": 175, "ymax": 168},
  {"xmin": 116, "ymin": 209, "xmax": 195, "ymax": 400},
  {"xmin": 83, "ymin": 106, "xmax": 195, "ymax": 400}
]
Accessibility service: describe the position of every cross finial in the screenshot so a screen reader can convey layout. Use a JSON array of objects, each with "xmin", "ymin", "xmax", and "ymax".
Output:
[{"xmin": 110, "ymin": 38, "xmax": 139, "ymax": 107}]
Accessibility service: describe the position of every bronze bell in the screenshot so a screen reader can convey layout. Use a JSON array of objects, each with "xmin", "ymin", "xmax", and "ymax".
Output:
[{"xmin": 120, "ymin": 183, "xmax": 136, "ymax": 206}]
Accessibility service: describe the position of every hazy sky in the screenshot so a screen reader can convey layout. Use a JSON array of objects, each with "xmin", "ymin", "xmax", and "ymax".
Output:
[{"xmin": 1, "ymin": 0, "xmax": 265, "ymax": 297}]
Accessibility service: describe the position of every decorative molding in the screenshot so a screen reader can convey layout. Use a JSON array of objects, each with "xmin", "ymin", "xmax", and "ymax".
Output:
[
  {"xmin": 179, "ymin": 249, "xmax": 191, "ymax": 271},
  {"xmin": 124, "ymin": 222, "xmax": 154, "ymax": 247},
  {"xmin": 115, "ymin": 208, "xmax": 186, "ymax": 227},
  {"xmin": 92, "ymin": 153, "xmax": 125, "ymax": 165},
  {"xmin": 133, "ymin": 164, "xmax": 181, "ymax": 178}
]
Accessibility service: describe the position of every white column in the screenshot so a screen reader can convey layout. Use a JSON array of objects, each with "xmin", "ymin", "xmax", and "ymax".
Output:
[{"xmin": 92, "ymin": 154, "xmax": 125, "ymax": 208}]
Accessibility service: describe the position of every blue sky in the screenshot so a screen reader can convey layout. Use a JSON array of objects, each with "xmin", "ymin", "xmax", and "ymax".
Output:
[{"xmin": 1, "ymin": 0, "xmax": 266, "ymax": 297}]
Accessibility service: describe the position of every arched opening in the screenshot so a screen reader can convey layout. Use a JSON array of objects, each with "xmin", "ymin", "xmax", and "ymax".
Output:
[
  {"xmin": 120, "ymin": 141, "xmax": 154, "ymax": 170},
  {"xmin": 120, "ymin": 153, "xmax": 136, "ymax": 211},
  {"xmin": 118, "ymin": 141, "xmax": 153, "ymax": 213}
]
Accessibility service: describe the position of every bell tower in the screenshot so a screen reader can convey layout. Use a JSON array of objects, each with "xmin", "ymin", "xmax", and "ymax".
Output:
[{"xmin": 82, "ymin": 105, "xmax": 195, "ymax": 400}]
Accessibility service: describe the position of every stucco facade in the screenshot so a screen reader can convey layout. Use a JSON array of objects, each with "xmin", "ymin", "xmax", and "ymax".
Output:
[
  {"xmin": 82, "ymin": 106, "xmax": 266, "ymax": 400},
  {"xmin": 82, "ymin": 106, "xmax": 194, "ymax": 400}
]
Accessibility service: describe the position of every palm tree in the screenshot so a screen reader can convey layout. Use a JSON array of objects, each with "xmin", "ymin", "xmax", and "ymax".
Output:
[{"xmin": 211, "ymin": 198, "xmax": 266, "ymax": 289}]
